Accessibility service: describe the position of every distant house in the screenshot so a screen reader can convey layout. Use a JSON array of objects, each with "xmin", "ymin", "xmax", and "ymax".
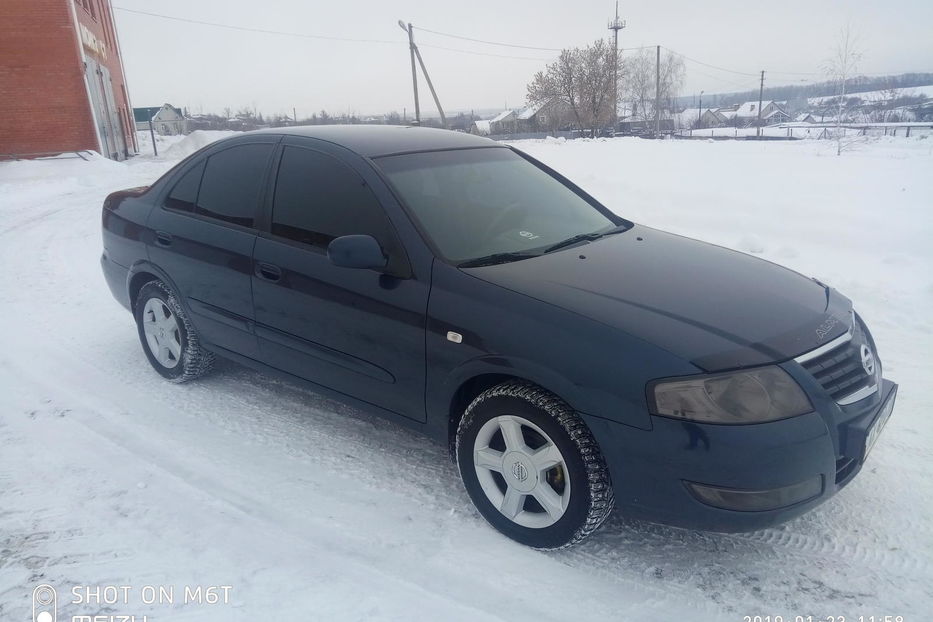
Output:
[
  {"xmin": 515, "ymin": 102, "xmax": 543, "ymax": 131},
  {"xmin": 715, "ymin": 105, "xmax": 739, "ymax": 124},
  {"xmin": 488, "ymin": 109, "xmax": 516, "ymax": 134},
  {"xmin": 133, "ymin": 104, "xmax": 187, "ymax": 135},
  {"xmin": 763, "ymin": 107, "xmax": 790, "ymax": 124},
  {"xmin": 701, "ymin": 109, "xmax": 729, "ymax": 127},
  {"xmin": 674, "ymin": 107, "xmax": 728, "ymax": 129},
  {"xmin": 795, "ymin": 112, "xmax": 818, "ymax": 123},
  {"xmin": 471, "ymin": 109, "xmax": 517, "ymax": 136},
  {"xmin": 471, "ymin": 120, "xmax": 492, "ymax": 136},
  {"xmin": 733, "ymin": 100, "xmax": 788, "ymax": 125}
]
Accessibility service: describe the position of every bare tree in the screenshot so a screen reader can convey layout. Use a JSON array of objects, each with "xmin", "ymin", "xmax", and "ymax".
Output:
[
  {"xmin": 527, "ymin": 40, "xmax": 616, "ymax": 135},
  {"xmin": 823, "ymin": 23, "xmax": 863, "ymax": 155},
  {"xmin": 623, "ymin": 48, "xmax": 685, "ymax": 126}
]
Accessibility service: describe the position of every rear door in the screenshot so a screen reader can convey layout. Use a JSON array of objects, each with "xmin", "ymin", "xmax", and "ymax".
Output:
[
  {"xmin": 251, "ymin": 141, "xmax": 429, "ymax": 421},
  {"xmin": 147, "ymin": 138, "xmax": 278, "ymax": 358}
]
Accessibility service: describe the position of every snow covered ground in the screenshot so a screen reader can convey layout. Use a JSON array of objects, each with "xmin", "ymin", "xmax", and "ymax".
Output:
[{"xmin": 1, "ymin": 134, "xmax": 931, "ymax": 621}]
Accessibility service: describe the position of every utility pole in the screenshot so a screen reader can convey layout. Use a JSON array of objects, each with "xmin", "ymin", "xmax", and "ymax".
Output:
[
  {"xmin": 399, "ymin": 21, "xmax": 420, "ymax": 124},
  {"xmin": 655, "ymin": 45, "xmax": 661, "ymax": 138},
  {"xmin": 756, "ymin": 70, "xmax": 765, "ymax": 137},
  {"xmin": 413, "ymin": 43, "xmax": 447, "ymax": 128},
  {"xmin": 698, "ymin": 90, "xmax": 704, "ymax": 128},
  {"xmin": 607, "ymin": 2, "xmax": 626, "ymax": 133},
  {"xmin": 147, "ymin": 107, "xmax": 157, "ymax": 156},
  {"xmin": 293, "ymin": 107, "xmax": 298, "ymax": 126},
  {"xmin": 398, "ymin": 21, "xmax": 447, "ymax": 128}
]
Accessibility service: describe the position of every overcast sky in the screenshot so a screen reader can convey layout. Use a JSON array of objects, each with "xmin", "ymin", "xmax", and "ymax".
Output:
[{"xmin": 113, "ymin": 0, "xmax": 933, "ymax": 118}]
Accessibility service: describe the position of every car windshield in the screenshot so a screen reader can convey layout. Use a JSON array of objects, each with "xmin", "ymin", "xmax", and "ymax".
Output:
[{"xmin": 376, "ymin": 147, "xmax": 622, "ymax": 265}]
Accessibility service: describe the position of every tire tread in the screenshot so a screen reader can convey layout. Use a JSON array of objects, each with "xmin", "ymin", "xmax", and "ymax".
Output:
[
  {"xmin": 456, "ymin": 380, "xmax": 615, "ymax": 549},
  {"xmin": 137, "ymin": 280, "xmax": 214, "ymax": 383}
]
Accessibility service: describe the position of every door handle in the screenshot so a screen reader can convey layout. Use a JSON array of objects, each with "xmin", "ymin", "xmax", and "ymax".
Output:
[
  {"xmin": 154, "ymin": 231, "xmax": 173, "ymax": 247},
  {"xmin": 256, "ymin": 262, "xmax": 282, "ymax": 282}
]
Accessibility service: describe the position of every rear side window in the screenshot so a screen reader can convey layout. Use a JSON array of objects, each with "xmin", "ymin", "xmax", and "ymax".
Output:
[
  {"xmin": 272, "ymin": 146, "xmax": 395, "ymax": 251},
  {"xmin": 165, "ymin": 161, "xmax": 204, "ymax": 212},
  {"xmin": 194, "ymin": 143, "xmax": 274, "ymax": 228}
]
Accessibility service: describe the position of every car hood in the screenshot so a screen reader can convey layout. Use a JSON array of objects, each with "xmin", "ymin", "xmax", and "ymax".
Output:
[{"xmin": 464, "ymin": 225, "xmax": 852, "ymax": 372}]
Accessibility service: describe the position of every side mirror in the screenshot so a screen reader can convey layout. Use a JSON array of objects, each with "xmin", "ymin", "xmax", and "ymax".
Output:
[{"xmin": 327, "ymin": 235, "xmax": 388, "ymax": 271}]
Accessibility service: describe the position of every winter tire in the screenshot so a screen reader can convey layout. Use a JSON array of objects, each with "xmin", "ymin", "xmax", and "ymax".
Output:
[
  {"xmin": 456, "ymin": 380, "xmax": 615, "ymax": 549},
  {"xmin": 134, "ymin": 280, "xmax": 214, "ymax": 383}
]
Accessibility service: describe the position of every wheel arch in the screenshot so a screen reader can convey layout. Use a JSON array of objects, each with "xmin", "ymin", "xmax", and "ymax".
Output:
[
  {"xmin": 126, "ymin": 261, "xmax": 183, "ymax": 312},
  {"xmin": 443, "ymin": 358, "xmax": 581, "ymax": 458}
]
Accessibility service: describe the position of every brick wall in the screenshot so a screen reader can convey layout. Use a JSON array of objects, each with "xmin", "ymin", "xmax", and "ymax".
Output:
[
  {"xmin": 0, "ymin": 0, "xmax": 135, "ymax": 158},
  {"xmin": 74, "ymin": 0, "xmax": 137, "ymax": 155}
]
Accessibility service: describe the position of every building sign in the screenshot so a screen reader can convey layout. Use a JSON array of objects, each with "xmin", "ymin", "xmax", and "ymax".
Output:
[{"xmin": 79, "ymin": 24, "xmax": 108, "ymax": 60}]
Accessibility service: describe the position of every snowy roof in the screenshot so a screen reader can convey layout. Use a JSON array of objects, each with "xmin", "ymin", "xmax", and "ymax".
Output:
[
  {"xmin": 795, "ymin": 112, "xmax": 816, "ymax": 122},
  {"xmin": 735, "ymin": 101, "xmax": 776, "ymax": 117},
  {"xmin": 516, "ymin": 102, "xmax": 545, "ymax": 120},
  {"xmin": 133, "ymin": 104, "xmax": 183, "ymax": 123},
  {"xmin": 716, "ymin": 108, "xmax": 738, "ymax": 119},
  {"xmin": 472, "ymin": 120, "xmax": 492, "ymax": 135},
  {"xmin": 489, "ymin": 109, "xmax": 514, "ymax": 123}
]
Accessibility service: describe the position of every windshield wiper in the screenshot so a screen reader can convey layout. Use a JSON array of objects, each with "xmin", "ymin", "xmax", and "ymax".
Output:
[
  {"xmin": 458, "ymin": 251, "xmax": 541, "ymax": 268},
  {"xmin": 543, "ymin": 224, "xmax": 628, "ymax": 254}
]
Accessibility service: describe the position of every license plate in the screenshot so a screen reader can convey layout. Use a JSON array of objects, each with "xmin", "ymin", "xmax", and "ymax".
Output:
[{"xmin": 865, "ymin": 387, "xmax": 896, "ymax": 459}]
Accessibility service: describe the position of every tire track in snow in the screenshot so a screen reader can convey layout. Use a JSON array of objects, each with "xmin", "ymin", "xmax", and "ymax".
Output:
[{"xmin": 1, "ymin": 331, "xmax": 688, "ymax": 622}]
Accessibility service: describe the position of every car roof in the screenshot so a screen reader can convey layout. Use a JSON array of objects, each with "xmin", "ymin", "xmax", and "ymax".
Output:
[{"xmin": 251, "ymin": 124, "xmax": 500, "ymax": 158}]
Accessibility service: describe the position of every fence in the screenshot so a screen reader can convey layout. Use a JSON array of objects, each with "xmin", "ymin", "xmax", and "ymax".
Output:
[{"xmin": 675, "ymin": 122, "xmax": 933, "ymax": 141}]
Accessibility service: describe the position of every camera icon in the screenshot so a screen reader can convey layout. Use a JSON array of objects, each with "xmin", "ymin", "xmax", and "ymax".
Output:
[{"xmin": 32, "ymin": 584, "xmax": 56, "ymax": 622}]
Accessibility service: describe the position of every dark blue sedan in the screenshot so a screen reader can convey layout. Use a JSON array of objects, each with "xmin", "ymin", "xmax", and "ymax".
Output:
[{"xmin": 101, "ymin": 126, "xmax": 897, "ymax": 548}]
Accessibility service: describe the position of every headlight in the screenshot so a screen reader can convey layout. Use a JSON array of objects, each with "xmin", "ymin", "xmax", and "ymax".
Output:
[{"xmin": 649, "ymin": 366, "xmax": 811, "ymax": 424}]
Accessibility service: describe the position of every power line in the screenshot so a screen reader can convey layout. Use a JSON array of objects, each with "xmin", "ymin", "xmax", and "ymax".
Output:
[
  {"xmin": 113, "ymin": 6, "xmax": 400, "ymax": 45},
  {"xmin": 114, "ymin": 7, "xmax": 556, "ymax": 61},
  {"xmin": 413, "ymin": 25, "xmax": 563, "ymax": 52},
  {"xmin": 662, "ymin": 46, "xmax": 760, "ymax": 77},
  {"xmin": 419, "ymin": 43, "xmax": 554, "ymax": 62}
]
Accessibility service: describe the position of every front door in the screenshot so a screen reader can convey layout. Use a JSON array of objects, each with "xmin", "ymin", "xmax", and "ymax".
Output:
[{"xmin": 251, "ymin": 144, "xmax": 428, "ymax": 421}]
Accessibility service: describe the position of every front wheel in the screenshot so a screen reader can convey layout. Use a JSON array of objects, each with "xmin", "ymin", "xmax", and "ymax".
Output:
[{"xmin": 456, "ymin": 381, "xmax": 614, "ymax": 549}]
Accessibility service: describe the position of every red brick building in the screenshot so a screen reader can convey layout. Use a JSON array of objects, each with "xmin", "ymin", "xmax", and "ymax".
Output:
[{"xmin": 0, "ymin": 0, "xmax": 137, "ymax": 160}]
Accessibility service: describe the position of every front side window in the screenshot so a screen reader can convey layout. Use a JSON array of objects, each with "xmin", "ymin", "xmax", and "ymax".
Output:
[
  {"xmin": 271, "ymin": 146, "xmax": 401, "ymax": 265},
  {"xmin": 376, "ymin": 147, "xmax": 620, "ymax": 264},
  {"xmin": 194, "ymin": 144, "xmax": 274, "ymax": 228}
]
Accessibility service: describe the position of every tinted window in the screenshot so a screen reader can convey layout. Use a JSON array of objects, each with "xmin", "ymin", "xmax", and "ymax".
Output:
[
  {"xmin": 196, "ymin": 144, "xmax": 274, "ymax": 227},
  {"xmin": 272, "ymin": 146, "xmax": 395, "ymax": 251},
  {"xmin": 377, "ymin": 148, "xmax": 618, "ymax": 264},
  {"xmin": 165, "ymin": 161, "xmax": 204, "ymax": 212}
]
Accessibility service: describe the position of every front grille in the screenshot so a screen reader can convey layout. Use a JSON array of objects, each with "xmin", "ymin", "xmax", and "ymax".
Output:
[{"xmin": 795, "ymin": 316, "xmax": 877, "ymax": 404}]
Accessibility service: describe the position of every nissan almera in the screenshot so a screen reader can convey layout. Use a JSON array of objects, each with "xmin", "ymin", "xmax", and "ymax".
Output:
[{"xmin": 101, "ymin": 126, "xmax": 897, "ymax": 548}]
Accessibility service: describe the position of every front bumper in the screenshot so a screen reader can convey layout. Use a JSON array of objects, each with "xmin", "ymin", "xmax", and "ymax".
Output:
[{"xmin": 582, "ymin": 377, "xmax": 897, "ymax": 532}]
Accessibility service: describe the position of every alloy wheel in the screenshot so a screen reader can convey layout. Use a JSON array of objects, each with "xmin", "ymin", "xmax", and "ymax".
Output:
[
  {"xmin": 141, "ymin": 297, "xmax": 182, "ymax": 369},
  {"xmin": 472, "ymin": 414, "xmax": 572, "ymax": 528}
]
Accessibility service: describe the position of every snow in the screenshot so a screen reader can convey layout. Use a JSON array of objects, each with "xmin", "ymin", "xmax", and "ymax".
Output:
[
  {"xmin": 472, "ymin": 119, "xmax": 492, "ymax": 135},
  {"xmin": 488, "ymin": 109, "xmax": 514, "ymax": 123},
  {"xmin": 162, "ymin": 129, "xmax": 241, "ymax": 158},
  {"xmin": 680, "ymin": 125, "xmax": 933, "ymax": 139},
  {"xmin": 2, "ymin": 135, "xmax": 932, "ymax": 620},
  {"xmin": 516, "ymin": 102, "xmax": 545, "ymax": 120},
  {"xmin": 734, "ymin": 100, "xmax": 778, "ymax": 117},
  {"xmin": 808, "ymin": 84, "xmax": 933, "ymax": 105}
]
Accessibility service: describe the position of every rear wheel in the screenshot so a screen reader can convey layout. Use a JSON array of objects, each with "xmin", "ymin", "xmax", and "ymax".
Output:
[
  {"xmin": 456, "ymin": 381, "xmax": 614, "ymax": 549},
  {"xmin": 134, "ymin": 280, "xmax": 213, "ymax": 383}
]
